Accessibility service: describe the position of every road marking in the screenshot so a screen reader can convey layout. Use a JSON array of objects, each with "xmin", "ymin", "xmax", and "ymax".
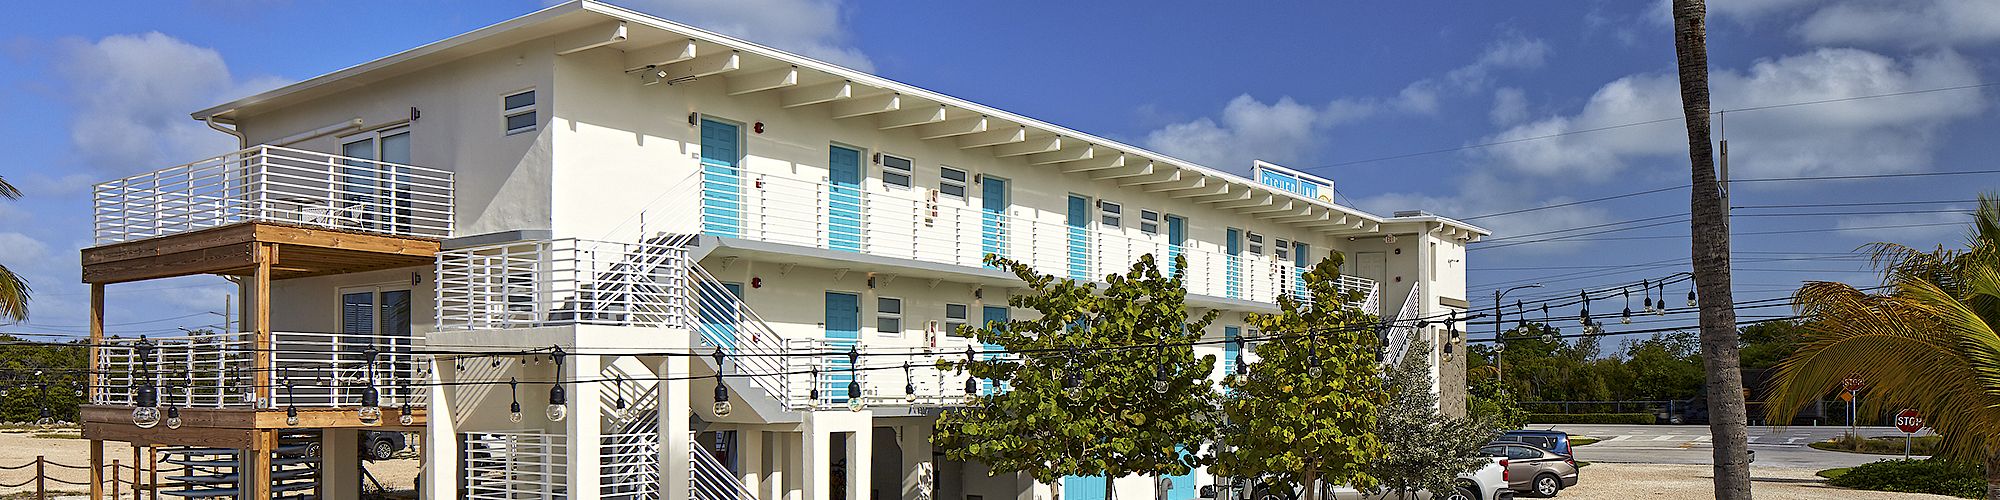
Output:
[
  {"xmin": 1785, "ymin": 437, "xmax": 1803, "ymax": 444},
  {"xmin": 1695, "ymin": 435, "xmax": 1711, "ymax": 442},
  {"xmin": 1746, "ymin": 436, "xmax": 1759, "ymax": 443},
  {"xmin": 1605, "ymin": 435, "xmax": 1634, "ymax": 442},
  {"xmin": 1652, "ymin": 435, "xmax": 1678, "ymax": 441}
]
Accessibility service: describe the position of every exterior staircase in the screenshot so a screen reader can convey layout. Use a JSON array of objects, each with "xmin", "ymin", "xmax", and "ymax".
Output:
[{"xmin": 154, "ymin": 433, "xmax": 318, "ymax": 499}]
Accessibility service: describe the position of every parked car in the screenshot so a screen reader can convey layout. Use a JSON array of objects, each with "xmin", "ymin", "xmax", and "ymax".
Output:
[
  {"xmin": 1217, "ymin": 457, "xmax": 1513, "ymax": 500},
  {"xmin": 1480, "ymin": 443, "xmax": 1578, "ymax": 498},
  {"xmin": 299, "ymin": 431, "xmax": 408, "ymax": 460},
  {"xmin": 1494, "ymin": 430, "xmax": 1571, "ymax": 457}
]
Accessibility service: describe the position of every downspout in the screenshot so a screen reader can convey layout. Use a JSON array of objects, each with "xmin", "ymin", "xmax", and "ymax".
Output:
[{"xmin": 204, "ymin": 114, "xmax": 248, "ymax": 149}]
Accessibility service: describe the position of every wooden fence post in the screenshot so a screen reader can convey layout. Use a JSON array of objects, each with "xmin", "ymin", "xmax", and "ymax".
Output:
[
  {"xmin": 112, "ymin": 459, "xmax": 121, "ymax": 499},
  {"xmin": 35, "ymin": 455, "xmax": 45, "ymax": 500}
]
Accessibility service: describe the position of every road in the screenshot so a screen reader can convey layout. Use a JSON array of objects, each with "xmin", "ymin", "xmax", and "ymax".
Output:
[{"xmin": 1539, "ymin": 424, "xmax": 1929, "ymax": 469}]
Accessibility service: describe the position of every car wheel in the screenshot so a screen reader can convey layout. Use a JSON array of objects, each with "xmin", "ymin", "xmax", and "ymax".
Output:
[
  {"xmin": 371, "ymin": 439, "xmax": 397, "ymax": 460},
  {"xmin": 1444, "ymin": 483, "xmax": 1477, "ymax": 500},
  {"xmin": 1534, "ymin": 474, "xmax": 1561, "ymax": 497},
  {"xmin": 1249, "ymin": 486, "xmax": 1289, "ymax": 500},
  {"xmin": 303, "ymin": 442, "xmax": 322, "ymax": 458}
]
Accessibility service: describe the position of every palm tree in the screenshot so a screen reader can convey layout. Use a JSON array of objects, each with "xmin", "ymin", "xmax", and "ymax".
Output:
[
  {"xmin": 1669, "ymin": 0, "xmax": 1753, "ymax": 495},
  {"xmin": 1767, "ymin": 196, "xmax": 2000, "ymax": 498},
  {"xmin": 0, "ymin": 175, "xmax": 26, "ymax": 322}
]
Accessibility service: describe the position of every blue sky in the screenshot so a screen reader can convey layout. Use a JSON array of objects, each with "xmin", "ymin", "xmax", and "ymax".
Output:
[{"xmin": 2, "ymin": 0, "xmax": 1997, "ymax": 340}]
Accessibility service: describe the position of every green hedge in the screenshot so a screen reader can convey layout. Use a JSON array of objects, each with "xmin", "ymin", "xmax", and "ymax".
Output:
[
  {"xmin": 1827, "ymin": 459, "xmax": 1981, "ymax": 498},
  {"xmin": 1809, "ymin": 434, "xmax": 1943, "ymax": 455},
  {"xmin": 1526, "ymin": 413, "xmax": 1653, "ymax": 425}
]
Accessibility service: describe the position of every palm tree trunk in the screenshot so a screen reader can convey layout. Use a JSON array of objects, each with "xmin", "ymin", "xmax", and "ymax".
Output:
[
  {"xmin": 1985, "ymin": 447, "xmax": 2000, "ymax": 500},
  {"xmin": 1670, "ymin": 0, "xmax": 1752, "ymax": 498}
]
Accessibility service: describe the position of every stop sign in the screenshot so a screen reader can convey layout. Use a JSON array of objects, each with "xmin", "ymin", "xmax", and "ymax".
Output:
[
  {"xmin": 1843, "ymin": 374, "xmax": 1865, "ymax": 392},
  {"xmin": 1896, "ymin": 409, "xmax": 1924, "ymax": 433}
]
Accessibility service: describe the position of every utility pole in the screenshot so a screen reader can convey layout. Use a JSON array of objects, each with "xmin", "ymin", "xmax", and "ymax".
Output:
[
  {"xmin": 1493, "ymin": 284, "xmax": 1542, "ymax": 387},
  {"xmin": 1671, "ymin": 1, "xmax": 1753, "ymax": 498}
]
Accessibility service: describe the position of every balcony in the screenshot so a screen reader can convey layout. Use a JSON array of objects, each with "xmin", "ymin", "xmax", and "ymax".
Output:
[
  {"xmin": 696, "ymin": 171, "xmax": 1377, "ymax": 311},
  {"xmin": 435, "ymin": 238, "xmax": 696, "ymax": 331},
  {"xmin": 92, "ymin": 331, "xmax": 427, "ymax": 410},
  {"xmin": 92, "ymin": 145, "xmax": 454, "ymax": 245}
]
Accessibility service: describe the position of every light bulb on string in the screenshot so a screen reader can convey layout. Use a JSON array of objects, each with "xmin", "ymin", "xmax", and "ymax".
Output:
[
  {"xmin": 1579, "ymin": 291, "xmax": 1591, "ymax": 326},
  {"xmin": 132, "ymin": 337, "xmax": 160, "ymax": 429},
  {"xmin": 1688, "ymin": 283, "xmax": 1698, "ymax": 307},
  {"xmin": 1151, "ymin": 342, "xmax": 1171, "ymax": 394},
  {"xmin": 613, "ymin": 375, "xmax": 629, "ymax": 416},
  {"xmin": 546, "ymin": 347, "xmax": 568, "ymax": 422},
  {"xmin": 399, "ymin": 367, "xmax": 418, "ymax": 426},
  {"xmin": 903, "ymin": 362, "xmax": 917, "ymax": 402},
  {"xmin": 1654, "ymin": 280, "xmax": 1667, "ymax": 315},
  {"xmin": 1514, "ymin": 300, "xmax": 1525, "ymax": 329},
  {"xmin": 1621, "ymin": 289, "xmax": 1632, "ymax": 325},
  {"xmin": 809, "ymin": 368, "xmax": 821, "ymax": 405},
  {"xmin": 359, "ymin": 347, "xmax": 383, "ymax": 425},
  {"xmin": 1234, "ymin": 336, "xmax": 1248, "ymax": 376},
  {"xmin": 1642, "ymin": 280, "xmax": 1655, "ymax": 313},
  {"xmin": 508, "ymin": 377, "xmax": 522, "ymax": 424},
  {"xmin": 284, "ymin": 375, "xmax": 299, "ymax": 426},
  {"xmin": 847, "ymin": 379, "xmax": 863, "ymax": 412},
  {"xmin": 165, "ymin": 403, "xmax": 182, "ymax": 430},
  {"xmin": 713, "ymin": 381, "xmax": 732, "ymax": 417}
]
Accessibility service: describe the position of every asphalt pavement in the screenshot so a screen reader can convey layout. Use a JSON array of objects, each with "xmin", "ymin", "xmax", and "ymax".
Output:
[{"xmin": 1531, "ymin": 424, "xmax": 1931, "ymax": 469}]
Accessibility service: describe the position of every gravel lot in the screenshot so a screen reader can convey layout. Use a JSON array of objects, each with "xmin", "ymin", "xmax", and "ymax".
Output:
[
  {"xmin": 0, "ymin": 428, "xmax": 418, "ymax": 498},
  {"xmin": 1559, "ymin": 463, "xmax": 1956, "ymax": 499}
]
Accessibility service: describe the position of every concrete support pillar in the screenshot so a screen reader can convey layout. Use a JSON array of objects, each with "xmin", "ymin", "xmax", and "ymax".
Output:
[
  {"xmin": 423, "ymin": 358, "xmax": 458, "ymax": 500},
  {"xmin": 900, "ymin": 424, "xmax": 933, "ymax": 500},
  {"xmin": 849, "ymin": 428, "xmax": 873, "ymax": 500},
  {"xmin": 740, "ymin": 428, "xmax": 765, "ymax": 496},
  {"xmin": 322, "ymin": 429, "xmax": 360, "ymax": 499},
  {"xmin": 567, "ymin": 354, "xmax": 605, "ymax": 499},
  {"xmin": 782, "ymin": 431, "xmax": 804, "ymax": 500},
  {"xmin": 660, "ymin": 355, "xmax": 693, "ymax": 500},
  {"xmin": 803, "ymin": 420, "xmax": 834, "ymax": 500}
]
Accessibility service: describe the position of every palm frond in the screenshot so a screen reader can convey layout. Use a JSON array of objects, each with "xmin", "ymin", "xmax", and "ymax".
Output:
[
  {"xmin": 0, "ymin": 176, "xmax": 17, "ymax": 201},
  {"xmin": 0, "ymin": 264, "xmax": 28, "ymax": 322}
]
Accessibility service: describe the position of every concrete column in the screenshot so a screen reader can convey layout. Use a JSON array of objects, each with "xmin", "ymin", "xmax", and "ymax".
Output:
[
  {"xmin": 900, "ymin": 424, "xmax": 933, "ymax": 500},
  {"xmin": 321, "ymin": 429, "xmax": 360, "ymax": 499},
  {"xmin": 740, "ymin": 428, "xmax": 765, "ymax": 496},
  {"xmin": 660, "ymin": 355, "xmax": 693, "ymax": 500},
  {"xmin": 423, "ymin": 358, "xmax": 458, "ymax": 500},
  {"xmin": 782, "ymin": 431, "xmax": 804, "ymax": 500},
  {"xmin": 802, "ymin": 418, "xmax": 833, "ymax": 500},
  {"xmin": 849, "ymin": 427, "xmax": 873, "ymax": 500},
  {"xmin": 567, "ymin": 354, "xmax": 604, "ymax": 499}
]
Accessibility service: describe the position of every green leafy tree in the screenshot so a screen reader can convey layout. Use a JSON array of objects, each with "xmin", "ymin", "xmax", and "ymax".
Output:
[
  {"xmin": 1466, "ymin": 377, "xmax": 1527, "ymax": 430},
  {"xmin": 1369, "ymin": 339, "xmax": 1499, "ymax": 498},
  {"xmin": 0, "ymin": 336, "xmax": 86, "ymax": 423},
  {"xmin": 935, "ymin": 254, "xmax": 1218, "ymax": 500},
  {"xmin": 0, "ymin": 176, "xmax": 27, "ymax": 322},
  {"xmin": 1214, "ymin": 255, "xmax": 1383, "ymax": 500},
  {"xmin": 1616, "ymin": 331, "xmax": 1704, "ymax": 401}
]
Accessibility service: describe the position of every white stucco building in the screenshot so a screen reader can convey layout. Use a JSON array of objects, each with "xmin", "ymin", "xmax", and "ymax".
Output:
[{"xmin": 78, "ymin": 2, "xmax": 1486, "ymax": 500}]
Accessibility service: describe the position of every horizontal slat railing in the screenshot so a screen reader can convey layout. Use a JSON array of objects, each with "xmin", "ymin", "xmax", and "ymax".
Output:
[
  {"xmin": 93, "ymin": 331, "xmax": 427, "ymax": 409},
  {"xmin": 436, "ymin": 238, "xmax": 694, "ymax": 331},
  {"xmin": 463, "ymin": 431, "xmax": 569, "ymax": 500},
  {"xmin": 696, "ymin": 171, "xmax": 1375, "ymax": 310},
  {"xmin": 92, "ymin": 145, "xmax": 453, "ymax": 244}
]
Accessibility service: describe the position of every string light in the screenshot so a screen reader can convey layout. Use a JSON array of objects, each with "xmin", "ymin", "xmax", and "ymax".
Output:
[
  {"xmin": 1233, "ymin": 336, "xmax": 1247, "ymax": 376},
  {"xmin": 508, "ymin": 377, "xmax": 522, "ymax": 424},
  {"xmin": 358, "ymin": 347, "xmax": 383, "ymax": 426},
  {"xmin": 1621, "ymin": 290, "xmax": 1632, "ymax": 325},
  {"xmin": 1688, "ymin": 283, "xmax": 1698, "ymax": 307},
  {"xmin": 1579, "ymin": 291, "xmax": 1592, "ymax": 326},
  {"xmin": 712, "ymin": 349, "xmax": 732, "ymax": 417},
  {"xmin": 808, "ymin": 367, "xmax": 821, "ymax": 404},
  {"xmin": 1514, "ymin": 300, "xmax": 1525, "ymax": 329},
  {"xmin": 903, "ymin": 362, "xmax": 917, "ymax": 402},
  {"xmin": 399, "ymin": 367, "xmax": 418, "ymax": 426},
  {"xmin": 131, "ymin": 337, "xmax": 159, "ymax": 429},
  {"xmin": 1642, "ymin": 280, "xmax": 1655, "ymax": 313},
  {"xmin": 547, "ymin": 347, "xmax": 568, "ymax": 422},
  {"xmin": 846, "ymin": 347, "xmax": 863, "ymax": 411},
  {"xmin": 1151, "ymin": 340, "xmax": 1171, "ymax": 394},
  {"xmin": 284, "ymin": 375, "xmax": 299, "ymax": 426},
  {"xmin": 613, "ymin": 374, "xmax": 629, "ymax": 418},
  {"xmin": 963, "ymin": 346, "xmax": 979, "ymax": 396}
]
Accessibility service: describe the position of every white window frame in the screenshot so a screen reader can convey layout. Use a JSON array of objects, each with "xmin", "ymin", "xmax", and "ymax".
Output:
[
  {"xmin": 1275, "ymin": 239, "xmax": 1290, "ymax": 261},
  {"xmin": 880, "ymin": 154, "xmax": 914, "ymax": 189},
  {"xmin": 939, "ymin": 166, "xmax": 968, "ymax": 200},
  {"xmin": 1247, "ymin": 232, "xmax": 1264, "ymax": 255},
  {"xmin": 876, "ymin": 296, "xmax": 904, "ymax": 336},
  {"xmin": 944, "ymin": 303, "xmax": 970, "ymax": 337},
  {"xmin": 1139, "ymin": 210, "xmax": 1160, "ymax": 235},
  {"xmin": 1099, "ymin": 200, "xmax": 1122, "ymax": 228},
  {"xmin": 502, "ymin": 89, "xmax": 537, "ymax": 136}
]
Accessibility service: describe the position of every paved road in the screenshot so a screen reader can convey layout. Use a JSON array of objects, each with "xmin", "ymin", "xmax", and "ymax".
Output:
[{"xmin": 1533, "ymin": 424, "xmax": 1930, "ymax": 469}]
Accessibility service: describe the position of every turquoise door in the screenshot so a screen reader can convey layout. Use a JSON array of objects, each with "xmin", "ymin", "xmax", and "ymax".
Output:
[
  {"xmin": 697, "ymin": 282, "xmax": 744, "ymax": 350},
  {"xmin": 1166, "ymin": 448, "xmax": 1198, "ymax": 500},
  {"xmin": 1063, "ymin": 476, "xmax": 1107, "ymax": 500},
  {"xmin": 824, "ymin": 292, "xmax": 861, "ymax": 403},
  {"xmin": 980, "ymin": 305, "xmax": 1008, "ymax": 394},
  {"xmin": 828, "ymin": 146, "xmax": 864, "ymax": 253},
  {"xmin": 980, "ymin": 176, "xmax": 1009, "ymax": 266},
  {"xmin": 1066, "ymin": 195, "xmax": 1091, "ymax": 281},
  {"xmin": 1293, "ymin": 241, "xmax": 1310, "ymax": 299},
  {"xmin": 1223, "ymin": 326, "xmax": 1241, "ymax": 379},
  {"xmin": 1225, "ymin": 228, "xmax": 1242, "ymax": 299},
  {"xmin": 1164, "ymin": 214, "xmax": 1186, "ymax": 274},
  {"xmin": 700, "ymin": 119, "xmax": 743, "ymax": 238}
]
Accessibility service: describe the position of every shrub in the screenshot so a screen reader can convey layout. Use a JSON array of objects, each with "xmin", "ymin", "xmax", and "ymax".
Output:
[
  {"xmin": 1826, "ymin": 459, "xmax": 1981, "ymax": 498},
  {"xmin": 1809, "ymin": 433, "xmax": 1943, "ymax": 455},
  {"xmin": 1525, "ymin": 413, "xmax": 1652, "ymax": 425}
]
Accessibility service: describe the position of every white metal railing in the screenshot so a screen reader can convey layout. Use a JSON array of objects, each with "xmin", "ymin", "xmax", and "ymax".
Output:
[
  {"xmin": 92, "ymin": 144, "xmax": 454, "ymax": 244},
  {"xmin": 93, "ymin": 331, "xmax": 427, "ymax": 409},
  {"xmin": 690, "ymin": 432, "xmax": 755, "ymax": 500},
  {"xmin": 1383, "ymin": 283, "xmax": 1423, "ymax": 365},
  {"xmin": 602, "ymin": 431, "xmax": 661, "ymax": 500},
  {"xmin": 464, "ymin": 431, "xmax": 570, "ymax": 500},
  {"xmin": 436, "ymin": 238, "xmax": 694, "ymax": 331},
  {"xmin": 691, "ymin": 264, "xmax": 796, "ymax": 409},
  {"xmin": 694, "ymin": 170, "xmax": 1374, "ymax": 309}
]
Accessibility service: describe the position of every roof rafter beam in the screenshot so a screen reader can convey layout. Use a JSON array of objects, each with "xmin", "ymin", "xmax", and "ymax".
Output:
[
  {"xmin": 1217, "ymin": 194, "xmax": 1275, "ymax": 210},
  {"xmin": 1118, "ymin": 168, "xmax": 1180, "ymax": 187},
  {"xmin": 781, "ymin": 80, "xmax": 852, "ymax": 108},
  {"xmin": 1300, "ymin": 215, "xmax": 1351, "ymax": 228},
  {"xmin": 831, "ymin": 93, "xmax": 900, "ymax": 119},
  {"xmin": 556, "ymin": 21, "xmax": 627, "ymax": 55},
  {"xmin": 1169, "ymin": 182, "xmax": 1229, "ymax": 199},
  {"xmin": 1027, "ymin": 145, "xmax": 1095, "ymax": 165},
  {"xmin": 919, "ymin": 116, "xmax": 988, "ymax": 140},
  {"xmin": 726, "ymin": 66, "xmax": 798, "ymax": 95},
  {"xmin": 1091, "ymin": 161, "xmax": 1154, "ymax": 181},
  {"xmin": 622, "ymin": 39, "xmax": 697, "ymax": 71},
  {"xmin": 1241, "ymin": 199, "xmax": 1297, "ymax": 214},
  {"xmin": 1192, "ymin": 187, "xmax": 1251, "ymax": 204},
  {"xmin": 992, "ymin": 136, "xmax": 1061, "ymax": 157},
  {"xmin": 1272, "ymin": 211, "xmax": 1330, "ymax": 224},
  {"xmin": 1056, "ymin": 153, "xmax": 1125, "ymax": 173},
  {"xmin": 660, "ymin": 50, "xmax": 740, "ymax": 81},
  {"xmin": 1257, "ymin": 205, "xmax": 1315, "ymax": 220},
  {"xmin": 877, "ymin": 105, "xmax": 947, "ymax": 130},
  {"xmin": 1147, "ymin": 176, "xmax": 1206, "ymax": 194},
  {"xmin": 957, "ymin": 126, "xmax": 1024, "ymax": 149}
]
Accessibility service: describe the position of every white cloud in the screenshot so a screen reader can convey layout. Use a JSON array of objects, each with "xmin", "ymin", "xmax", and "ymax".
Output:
[
  {"xmin": 1834, "ymin": 211, "xmax": 1968, "ymax": 244},
  {"xmin": 0, "ymin": 232, "xmax": 50, "ymax": 265},
  {"xmin": 1357, "ymin": 173, "xmax": 1616, "ymax": 254},
  {"xmin": 1491, "ymin": 87, "xmax": 1529, "ymax": 126},
  {"xmin": 1478, "ymin": 48, "xmax": 1985, "ymax": 181},
  {"xmin": 1140, "ymin": 37, "xmax": 1549, "ymax": 171},
  {"xmin": 614, "ymin": 0, "xmax": 874, "ymax": 71},
  {"xmin": 1797, "ymin": 0, "xmax": 2000, "ymax": 47},
  {"xmin": 57, "ymin": 32, "xmax": 284, "ymax": 173}
]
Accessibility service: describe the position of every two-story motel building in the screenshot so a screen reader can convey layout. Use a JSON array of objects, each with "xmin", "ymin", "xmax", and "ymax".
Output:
[{"xmin": 76, "ymin": 2, "xmax": 1487, "ymax": 500}]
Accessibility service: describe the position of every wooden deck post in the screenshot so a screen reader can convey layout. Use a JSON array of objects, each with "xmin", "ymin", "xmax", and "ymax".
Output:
[
  {"xmin": 89, "ymin": 441, "xmax": 103, "ymax": 500},
  {"xmin": 89, "ymin": 284, "xmax": 103, "ymax": 404},
  {"xmin": 36, "ymin": 456, "xmax": 46, "ymax": 500},
  {"xmin": 250, "ymin": 430, "xmax": 273, "ymax": 500},
  {"xmin": 253, "ymin": 243, "xmax": 273, "ymax": 404}
]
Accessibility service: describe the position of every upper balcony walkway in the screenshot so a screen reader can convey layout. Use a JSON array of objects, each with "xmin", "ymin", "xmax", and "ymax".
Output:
[{"xmin": 92, "ymin": 145, "xmax": 454, "ymax": 245}]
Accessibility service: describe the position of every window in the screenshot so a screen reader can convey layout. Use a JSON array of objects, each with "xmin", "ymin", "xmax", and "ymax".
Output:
[
  {"xmin": 939, "ymin": 167, "xmax": 968, "ymax": 199},
  {"xmin": 881, "ymin": 154, "xmax": 913, "ymax": 188},
  {"xmin": 1247, "ymin": 232, "xmax": 1264, "ymax": 255},
  {"xmin": 1139, "ymin": 210, "xmax": 1160, "ymax": 235},
  {"xmin": 1275, "ymin": 239, "xmax": 1290, "ymax": 261},
  {"xmin": 944, "ymin": 303, "xmax": 970, "ymax": 337},
  {"xmin": 877, "ymin": 297, "xmax": 903, "ymax": 335},
  {"xmin": 502, "ymin": 90, "xmax": 536, "ymax": 135},
  {"xmin": 1099, "ymin": 200, "xmax": 1122, "ymax": 228}
]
